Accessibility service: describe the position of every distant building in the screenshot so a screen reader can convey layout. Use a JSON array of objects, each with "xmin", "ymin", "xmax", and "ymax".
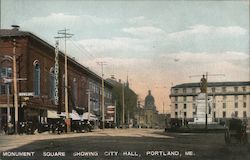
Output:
[
  {"xmin": 106, "ymin": 77, "xmax": 137, "ymax": 127},
  {"xmin": 137, "ymin": 90, "xmax": 159, "ymax": 128},
  {"xmin": 169, "ymin": 81, "xmax": 250, "ymax": 123}
]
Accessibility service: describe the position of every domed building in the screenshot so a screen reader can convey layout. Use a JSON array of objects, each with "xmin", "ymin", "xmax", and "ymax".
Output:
[
  {"xmin": 145, "ymin": 90, "xmax": 157, "ymax": 112},
  {"xmin": 143, "ymin": 90, "xmax": 158, "ymax": 128}
]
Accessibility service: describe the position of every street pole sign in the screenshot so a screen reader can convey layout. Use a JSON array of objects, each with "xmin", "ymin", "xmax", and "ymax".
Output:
[{"xmin": 18, "ymin": 92, "xmax": 34, "ymax": 97}]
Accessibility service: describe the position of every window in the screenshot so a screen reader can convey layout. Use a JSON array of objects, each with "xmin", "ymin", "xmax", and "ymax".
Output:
[
  {"xmin": 33, "ymin": 61, "xmax": 40, "ymax": 96},
  {"xmin": 192, "ymin": 96, "xmax": 196, "ymax": 101},
  {"xmin": 175, "ymin": 112, "xmax": 178, "ymax": 118},
  {"xmin": 0, "ymin": 85, "xmax": 6, "ymax": 95},
  {"xmin": 175, "ymin": 96, "xmax": 178, "ymax": 102},
  {"xmin": 175, "ymin": 104, "xmax": 178, "ymax": 109},
  {"xmin": 223, "ymin": 103, "xmax": 226, "ymax": 108},
  {"xmin": 235, "ymin": 111, "xmax": 238, "ymax": 118},
  {"xmin": 49, "ymin": 67, "xmax": 55, "ymax": 99},
  {"xmin": 212, "ymin": 87, "xmax": 215, "ymax": 93},
  {"xmin": 243, "ymin": 102, "xmax": 246, "ymax": 108},
  {"xmin": 243, "ymin": 95, "xmax": 246, "ymax": 101},
  {"xmin": 183, "ymin": 96, "xmax": 187, "ymax": 102},
  {"xmin": 193, "ymin": 103, "xmax": 196, "ymax": 109},
  {"xmin": 0, "ymin": 67, "xmax": 12, "ymax": 78},
  {"xmin": 222, "ymin": 87, "xmax": 226, "ymax": 92},
  {"xmin": 223, "ymin": 96, "xmax": 227, "ymax": 100},
  {"xmin": 184, "ymin": 104, "xmax": 187, "ymax": 109},
  {"xmin": 235, "ymin": 102, "xmax": 238, "ymax": 108},
  {"xmin": 192, "ymin": 88, "xmax": 196, "ymax": 93},
  {"xmin": 73, "ymin": 78, "xmax": 77, "ymax": 105},
  {"xmin": 242, "ymin": 87, "xmax": 246, "ymax": 92},
  {"xmin": 243, "ymin": 111, "xmax": 247, "ymax": 118},
  {"xmin": 193, "ymin": 112, "xmax": 196, "ymax": 116},
  {"xmin": 174, "ymin": 89, "xmax": 178, "ymax": 94},
  {"xmin": 234, "ymin": 87, "xmax": 238, "ymax": 92},
  {"xmin": 234, "ymin": 95, "xmax": 238, "ymax": 101},
  {"xmin": 184, "ymin": 112, "xmax": 187, "ymax": 117},
  {"xmin": 223, "ymin": 111, "xmax": 226, "ymax": 118},
  {"xmin": 183, "ymin": 88, "xmax": 186, "ymax": 93},
  {"xmin": 213, "ymin": 112, "xmax": 216, "ymax": 118}
]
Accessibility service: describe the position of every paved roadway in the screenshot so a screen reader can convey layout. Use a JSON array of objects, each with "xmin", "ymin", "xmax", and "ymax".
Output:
[{"xmin": 0, "ymin": 129, "xmax": 249, "ymax": 160}]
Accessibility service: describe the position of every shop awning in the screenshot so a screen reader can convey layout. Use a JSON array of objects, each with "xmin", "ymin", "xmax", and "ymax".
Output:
[
  {"xmin": 47, "ymin": 110, "xmax": 60, "ymax": 118},
  {"xmin": 81, "ymin": 112, "xmax": 98, "ymax": 121}
]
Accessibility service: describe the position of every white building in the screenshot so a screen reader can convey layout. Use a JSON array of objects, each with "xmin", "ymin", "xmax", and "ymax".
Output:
[{"xmin": 170, "ymin": 82, "xmax": 250, "ymax": 122}]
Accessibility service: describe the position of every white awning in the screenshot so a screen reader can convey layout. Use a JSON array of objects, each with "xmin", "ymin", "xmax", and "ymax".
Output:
[
  {"xmin": 47, "ymin": 110, "xmax": 60, "ymax": 118},
  {"xmin": 58, "ymin": 110, "xmax": 81, "ymax": 120},
  {"xmin": 81, "ymin": 112, "xmax": 98, "ymax": 121},
  {"xmin": 71, "ymin": 110, "xmax": 81, "ymax": 120}
]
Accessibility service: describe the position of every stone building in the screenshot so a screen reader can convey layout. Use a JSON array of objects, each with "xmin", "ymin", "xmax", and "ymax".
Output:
[{"xmin": 169, "ymin": 81, "xmax": 250, "ymax": 123}]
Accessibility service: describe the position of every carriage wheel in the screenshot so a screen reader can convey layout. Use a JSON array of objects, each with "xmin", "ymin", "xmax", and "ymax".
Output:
[{"xmin": 225, "ymin": 130, "xmax": 231, "ymax": 144}]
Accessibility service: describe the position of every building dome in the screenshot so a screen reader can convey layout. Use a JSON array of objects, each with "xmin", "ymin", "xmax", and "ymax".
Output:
[{"xmin": 145, "ymin": 90, "xmax": 155, "ymax": 107}]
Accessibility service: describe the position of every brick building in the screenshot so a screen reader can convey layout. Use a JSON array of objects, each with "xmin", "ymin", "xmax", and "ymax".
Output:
[{"xmin": 0, "ymin": 27, "xmax": 113, "ymax": 131}]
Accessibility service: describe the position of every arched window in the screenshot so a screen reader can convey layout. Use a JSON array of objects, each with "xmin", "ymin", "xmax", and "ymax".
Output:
[
  {"xmin": 73, "ymin": 78, "xmax": 77, "ymax": 106},
  {"xmin": 33, "ymin": 60, "xmax": 40, "ymax": 96},
  {"xmin": 49, "ymin": 67, "xmax": 55, "ymax": 100}
]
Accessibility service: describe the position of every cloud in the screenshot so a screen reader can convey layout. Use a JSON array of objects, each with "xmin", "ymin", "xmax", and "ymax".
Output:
[
  {"xmin": 77, "ymin": 37, "xmax": 147, "ymax": 55},
  {"xmin": 122, "ymin": 26, "xmax": 166, "ymax": 37},
  {"xmin": 20, "ymin": 13, "xmax": 80, "ymax": 28},
  {"xmin": 128, "ymin": 16, "xmax": 146, "ymax": 24},
  {"xmin": 158, "ymin": 51, "xmax": 249, "ymax": 82},
  {"xmin": 168, "ymin": 25, "xmax": 247, "ymax": 40},
  {"xmin": 127, "ymin": 16, "xmax": 155, "ymax": 26},
  {"xmin": 84, "ymin": 57, "xmax": 150, "ymax": 67},
  {"xmin": 20, "ymin": 13, "xmax": 118, "ymax": 32}
]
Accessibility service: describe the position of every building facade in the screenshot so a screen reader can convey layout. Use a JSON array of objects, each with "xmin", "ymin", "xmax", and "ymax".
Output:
[
  {"xmin": 136, "ymin": 90, "xmax": 159, "ymax": 128},
  {"xmin": 0, "ymin": 27, "xmax": 113, "ymax": 132},
  {"xmin": 170, "ymin": 82, "xmax": 250, "ymax": 123}
]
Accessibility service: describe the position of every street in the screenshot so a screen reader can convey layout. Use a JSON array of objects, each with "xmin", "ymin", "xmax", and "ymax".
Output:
[{"xmin": 0, "ymin": 129, "xmax": 249, "ymax": 160}]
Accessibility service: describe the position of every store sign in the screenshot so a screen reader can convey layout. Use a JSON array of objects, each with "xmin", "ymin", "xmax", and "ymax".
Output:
[
  {"xmin": 54, "ymin": 40, "xmax": 59, "ymax": 105},
  {"xmin": 19, "ymin": 92, "xmax": 34, "ymax": 97},
  {"xmin": 107, "ymin": 106, "xmax": 115, "ymax": 114}
]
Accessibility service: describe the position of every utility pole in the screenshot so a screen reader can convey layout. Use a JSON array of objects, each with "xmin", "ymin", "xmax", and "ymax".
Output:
[
  {"xmin": 114, "ymin": 100, "xmax": 117, "ymax": 128},
  {"xmin": 122, "ymin": 83, "xmax": 125, "ymax": 128},
  {"xmin": 190, "ymin": 72, "xmax": 225, "ymax": 129},
  {"xmin": 55, "ymin": 29, "xmax": 73, "ymax": 133},
  {"xmin": 12, "ymin": 39, "xmax": 19, "ymax": 134},
  {"xmin": 97, "ymin": 61, "xmax": 107, "ymax": 129}
]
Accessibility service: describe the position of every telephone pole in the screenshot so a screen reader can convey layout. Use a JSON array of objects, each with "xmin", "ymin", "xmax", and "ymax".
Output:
[
  {"xmin": 55, "ymin": 29, "xmax": 73, "ymax": 133},
  {"xmin": 122, "ymin": 83, "xmax": 125, "ymax": 128},
  {"xmin": 12, "ymin": 39, "xmax": 19, "ymax": 134},
  {"xmin": 97, "ymin": 61, "xmax": 107, "ymax": 129},
  {"xmin": 190, "ymin": 72, "xmax": 225, "ymax": 129}
]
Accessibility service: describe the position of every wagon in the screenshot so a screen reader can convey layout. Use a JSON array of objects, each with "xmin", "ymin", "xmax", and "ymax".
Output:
[{"xmin": 224, "ymin": 118, "xmax": 248, "ymax": 144}]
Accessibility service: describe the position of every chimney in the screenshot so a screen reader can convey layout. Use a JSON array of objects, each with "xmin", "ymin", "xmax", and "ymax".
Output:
[{"xmin": 11, "ymin": 25, "xmax": 20, "ymax": 31}]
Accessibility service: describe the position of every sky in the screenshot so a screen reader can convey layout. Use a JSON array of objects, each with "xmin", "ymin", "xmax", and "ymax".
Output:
[{"xmin": 1, "ymin": 0, "xmax": 249, "ymax": 113}]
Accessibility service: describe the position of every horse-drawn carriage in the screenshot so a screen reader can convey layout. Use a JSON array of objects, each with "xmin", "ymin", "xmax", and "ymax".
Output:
[{"xmin": 224, "ymin": 118, "xmax": 248, "ymax": 144}]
